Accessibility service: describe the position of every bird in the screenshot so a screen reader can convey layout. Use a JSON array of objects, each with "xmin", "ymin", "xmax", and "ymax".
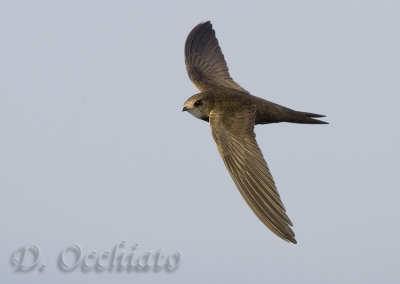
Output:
[{"xmin": 182, "ymin": 21, "xmax": 328, "ymax": 244}]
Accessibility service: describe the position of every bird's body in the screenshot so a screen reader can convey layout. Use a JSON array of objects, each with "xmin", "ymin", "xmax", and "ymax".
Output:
[
  {"xmin": 183, "ymin": 21, "xmax": 327, "ymax": 244},
  {"xmin": 185, "ymin": 87, "xmax": 327, "ymax": 125}
]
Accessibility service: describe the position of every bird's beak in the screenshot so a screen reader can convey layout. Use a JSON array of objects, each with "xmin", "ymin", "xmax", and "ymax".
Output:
[{"xmin": 182, "ymin": 106, "xmax": 188, "ymax": 112}]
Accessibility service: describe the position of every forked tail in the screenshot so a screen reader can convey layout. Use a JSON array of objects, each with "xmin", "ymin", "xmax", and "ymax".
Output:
[{"xmin": 288, "ymin": 110, "xmax": 328, "ymax": 124}]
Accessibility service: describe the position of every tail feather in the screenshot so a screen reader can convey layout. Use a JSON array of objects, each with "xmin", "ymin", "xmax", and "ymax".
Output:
[
  {"xmin": 299, "ymin": 112, "xmax": 326, "ymax": 118},
  {"xmin": 254, "ymin": 101, "xmax": 329, "ymax": 125},
  {"xmin": 288, "ymin": 110, "xmax": 329, "ymax": 124},
  {"xmin": 298, "ymin": 116, "xmax": 328, "ymax": 124}
]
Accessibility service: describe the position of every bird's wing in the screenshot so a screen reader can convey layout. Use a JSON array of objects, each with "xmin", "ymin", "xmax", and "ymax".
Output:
[
  {"xmin": 209, "ymin": 106, "xmax": 296, "ymax": 243},
  {"xmin": 185, "ymin": 21, "xmax": 248, "ymax": 93}
]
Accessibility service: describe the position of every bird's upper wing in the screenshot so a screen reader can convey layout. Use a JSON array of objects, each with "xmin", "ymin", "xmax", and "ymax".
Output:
[
  {"xmin": 185, "ymin": 21, "xmax": 248, "ymax": 93},
  {"xmin": 209, "ymin": 106, "xmax": 296, "ymax": 243}
]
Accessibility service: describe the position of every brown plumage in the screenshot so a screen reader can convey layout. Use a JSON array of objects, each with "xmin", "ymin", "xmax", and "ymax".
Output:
[{"xmin": 183, "ymin": 21, "xmax": 328, "ymax": 244}]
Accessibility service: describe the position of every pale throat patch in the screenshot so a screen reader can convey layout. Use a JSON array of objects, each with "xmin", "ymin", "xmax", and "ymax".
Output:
[{"xmin": 188, "ymin": 108, "xmax": 206, "ymax": 120}]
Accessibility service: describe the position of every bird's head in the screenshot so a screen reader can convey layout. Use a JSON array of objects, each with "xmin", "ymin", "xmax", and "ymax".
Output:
[{"xmin": 182, "ymin": 92, "xmax": 214, "ymax": 122}]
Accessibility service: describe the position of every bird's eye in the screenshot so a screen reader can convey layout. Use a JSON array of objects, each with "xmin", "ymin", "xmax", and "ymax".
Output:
[{"xmin": 194, "ymin": 100, "xmax": 203, "ymax": 107}]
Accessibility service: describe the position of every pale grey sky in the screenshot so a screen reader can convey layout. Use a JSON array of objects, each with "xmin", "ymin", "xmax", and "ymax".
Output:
[{"xmin": 1, "ymin": 1, "xmax": 399, "ymax": 283}]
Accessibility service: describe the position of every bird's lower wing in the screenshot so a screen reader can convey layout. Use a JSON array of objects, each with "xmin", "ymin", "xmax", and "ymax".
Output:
[{"xmin": 209, "ymin": 107, "xmax": 296, "ymax": 243}]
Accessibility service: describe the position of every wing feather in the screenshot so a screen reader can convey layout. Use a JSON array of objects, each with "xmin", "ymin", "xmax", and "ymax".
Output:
[
  {"xmin": 185, "ymin": 21, "xmax": 248, "ymax": 92},
  {"xmin": 210, "ymin": 107, "xmax": 296, "ymax": 243}
]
